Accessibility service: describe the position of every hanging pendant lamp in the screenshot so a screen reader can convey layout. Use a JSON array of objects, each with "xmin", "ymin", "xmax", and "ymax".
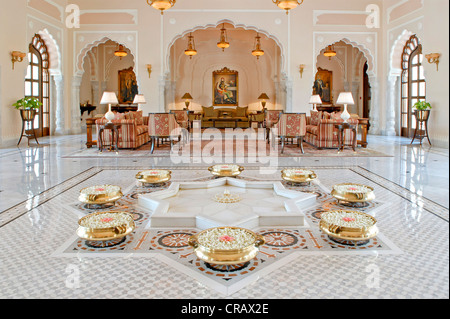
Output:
[
  {"xmin": 273, "ymin": 0, "xmax": 304, "ymax": 15},
  {"xmin": 252, "ymin": 33, "xmax": 265, "ymax": 60},
  {"xmin": 217, "ymin": 24, "xmax": 230, "ymax": 52},
  {"xmin": 184, "ymin": 33, "xmax": 197, "ymax": 59},
  {"xmin": 147, "ymin": 0, "xmax": 176, "ymax": 15}
]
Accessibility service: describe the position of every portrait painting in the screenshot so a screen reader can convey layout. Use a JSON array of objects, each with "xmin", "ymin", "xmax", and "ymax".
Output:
[
  {"xmin": 118, "ymin": 67, "xmax": 139, "ymax": 104},
  {"xmin": 313, "ymin": 67, "xmax": 333, "ymax": 104},
  {"xmin": 213, "ymin": 67, "xmax": 239, "ymax": 106}
]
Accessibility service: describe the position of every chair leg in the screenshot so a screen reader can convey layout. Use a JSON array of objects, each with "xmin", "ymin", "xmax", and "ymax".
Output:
[
  {"xmin": 150, "ymin": 137, "xmax": 155, "ymax": 154},
  {"xmin": 300, "ymin": 137, "xmax": 305, "ymax": 154}
]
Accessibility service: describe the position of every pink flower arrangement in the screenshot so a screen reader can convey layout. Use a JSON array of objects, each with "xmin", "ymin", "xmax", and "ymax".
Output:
[
  {"xmin": 95, "ymin": 188, "xmax": 106, "ymax": 192},
  {"xmin": 342, "ymin": 217, "xmax": 356, "ymax": 222},
  {"xmin": 219, "ymin": 235, "xmax": 235, "ymax": 242},
  {"xmin": 101, "ymin": 218, "xmax": 115, "ymax": 223}
]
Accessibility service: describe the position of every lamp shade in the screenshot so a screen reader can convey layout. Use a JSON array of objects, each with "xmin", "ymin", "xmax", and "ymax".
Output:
[
  {"xmin": 309, "ymin": 95, "xmax": 322, "ymax": 104},
  {"xmin": 258, "ymin": 93, "xmax": 270, "ymax": 100},
  {"xmin": 100, "ymin": 92, "xmax": 119, "ymax": 105},
  {"xmin": 133, "ymin": 94, "xmax": 146, "ymax": 104},
  {"xmin": 336, "ymin": 92, "xmax": 355, "ymax": 105},
  {"xmin": 182, "ymin": 93, "xmax": 193, "ymax": 100}
]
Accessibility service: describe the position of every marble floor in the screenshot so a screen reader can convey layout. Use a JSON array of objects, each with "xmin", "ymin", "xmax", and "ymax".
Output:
[{"xmin": 0, "ymin": 133, "xmax": 448, "ymax": 299}]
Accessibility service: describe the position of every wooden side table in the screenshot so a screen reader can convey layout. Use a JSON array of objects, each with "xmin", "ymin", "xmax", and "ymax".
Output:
[
  {"xmin": 98, "ymin": 123, "xmax": 121, "ymax": 153},
  {"xmin": 335, "ymin": 123, "xmax": 358, "ymax": 152}
]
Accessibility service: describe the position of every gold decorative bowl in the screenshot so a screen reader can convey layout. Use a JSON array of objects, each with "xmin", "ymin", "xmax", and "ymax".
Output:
[
  {"xmin": 76, "ymin": 211, "xmax": 135, "ymax": 241},
  {"xmin": 78, "ymin": 185, "xmax": 123, "ymax": 206},
  {"xmin": 281, "ymin": 169, "xmax": 317, "ymax": 184},
  {"xmin": 188, "ymin": 227, "xmax": 265, "ymax": 265},
  {"xmin": 135, "ymin": 170, "xmax": 172, "ymax": 185},
  {"xmin": 319, "ymin": 210, "xmax": 379, "ymax": 241},
  {"xmin": 208, "ymin": 165, "xmax": 244, "ymax": 178},
  {"xmin": 331, "ymin": 183, "xmax": 375, "ymax": 204}
]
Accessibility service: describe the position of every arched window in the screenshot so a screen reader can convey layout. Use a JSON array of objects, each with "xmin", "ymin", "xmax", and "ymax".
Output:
[
  {"xmin": 25, "ymin": 34, "xmax": 50, "ymax": 137},
  {"xmin": 400, "ymin": 35, "xmax": 426, "ymax": 137}
]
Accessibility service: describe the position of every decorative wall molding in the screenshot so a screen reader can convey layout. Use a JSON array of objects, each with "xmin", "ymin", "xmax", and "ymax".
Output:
[
  {"xmin": 387, "ymin": 0, "xmax": 424, "ymax": 25},
  {"xmin": 26, "ymin": 0, "xmax": 64, "ymax": 24},
  {"xmin": 313, "ymin": 10, "xmax": 370, "ymax": 26},
  {"xmin": 79, "ymin": 9, "xmax": 139, "ymax": 26}
]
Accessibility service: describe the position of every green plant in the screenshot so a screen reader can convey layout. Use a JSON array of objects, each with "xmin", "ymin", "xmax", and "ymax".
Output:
[
  {"xmin": 13, "ymin": 97, "xmax": 42, "ymax": 110},
  {"xmin": 413, "ymin": 101, "xmax": 432, "ymax": 111}
]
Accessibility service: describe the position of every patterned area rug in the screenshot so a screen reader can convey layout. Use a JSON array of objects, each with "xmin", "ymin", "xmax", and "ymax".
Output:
[{"xmin": 64, "ymin": 139, "xmax": 391, "ymax": 158}]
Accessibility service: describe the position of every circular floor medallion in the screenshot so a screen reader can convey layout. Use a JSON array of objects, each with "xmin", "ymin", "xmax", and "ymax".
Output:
[{"xmin": 260, "ymin": 230, "xmax": 307, "ymax": 250}]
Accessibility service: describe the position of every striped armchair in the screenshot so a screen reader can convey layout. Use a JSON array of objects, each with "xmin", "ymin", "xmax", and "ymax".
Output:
[
  {"xmin": 95, "ymin": 116, "xmax": 150, "ymax": 150},
  {"xmin": 148, "ymin": 113, "xmax": 184, "ymax": 154},
  {"xmin": 305, "ymin": 116, "xmax": 359, "ymax": 149},
  {"xmin": 265, "ymin": 110, "xmax": 284, "ymax": 142},
  {"xmin": 272, "ymin": 113, "xmax": 307, "ymax": 154},
  {"xmin": 170, "ymin": 110, "xmax": 190, "ymax": 130}
]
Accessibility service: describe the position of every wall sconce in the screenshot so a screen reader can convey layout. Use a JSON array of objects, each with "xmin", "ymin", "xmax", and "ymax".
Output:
[
  {"xmin": 146, "ymin": 64, "xmax": 152, "ymax": 78},
  {"xmin": 11, "ymin": 51, "xmax": 26, "ymax": 70},
  {"xmin": 299, "ymin": 64, "xmax": 306, "ymax": 78},
  {"xmin": 425, "ymin": 53, "xmax": 441, "ymax": 71}
]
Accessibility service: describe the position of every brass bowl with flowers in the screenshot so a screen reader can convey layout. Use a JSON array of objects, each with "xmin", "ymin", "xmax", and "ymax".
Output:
[
  {"xmin": 136, "ymin": 169, "xmax": 172, "ymax": 185},
  {"xmin": 78, "ymin": 185, "xmax": 123, "ymax": 206},
  {"xmin": 281, "ymin": 168, "xmax": 317, "ymax": 184},
  {"xmin": 208, "ymin": 164, "xmax": 245, "ymax": 178},
  {"xmin": 76, "ymin": 211, "xmax": 135, "ymax": 241},
  {"xmin": 188, "ymin": 227, "xmax": 265, "ymax": 265},
  {"xmin": 331, "ymin": 183, "xmax": 375, "ymax": 205},
  {"xmin": 319, "ymin": 210, "xmax": 379, "ymax": 242}
]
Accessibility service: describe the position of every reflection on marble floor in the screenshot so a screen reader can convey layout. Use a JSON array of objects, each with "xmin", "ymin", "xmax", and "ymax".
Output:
[
  {"xmin": 0, "ymin": 134, "xmax": 448, "ymax": 298},
  {"xmin": 0, "ymin": 166, "xmax": 447, "ymax": 298}
]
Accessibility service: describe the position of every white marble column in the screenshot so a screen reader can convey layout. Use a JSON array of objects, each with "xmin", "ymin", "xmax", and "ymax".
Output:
[
  {"xmin": 71, "ymin": 75, "xmax": 83, "ymax": 134},
  {"xmin": 159, "ymin": 75, "xmax": 166, "ymax": 112},
  {"xmin": 368, "ymin": 76, "xmax": 380, "ymax": 135},
  {"xmin": 91, "ymin": 80, "xmax": 100, "ymax": 116},
  {"xmin": 53, "ymin": 75, "xmax": 65, "ymax": 135},
  {"xmin": 385, "ymin": 76, "xmax": 398, "ymax": 136},
  {"xmin": 351, "ymin": 82, "xmax": 360, "ymax": 115}
]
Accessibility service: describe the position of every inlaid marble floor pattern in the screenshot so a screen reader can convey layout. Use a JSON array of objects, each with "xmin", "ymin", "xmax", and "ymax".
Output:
[{"xmin": 0, "ymin": 167, "xmax": 447, "ymax": 298}]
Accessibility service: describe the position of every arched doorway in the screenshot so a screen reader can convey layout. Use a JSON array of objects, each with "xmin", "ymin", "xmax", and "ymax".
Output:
[
  {"xmin": 165, "ymin": 21, "xmax": 286, "ymax": 112},
  {"xmin": 25, "ymin": 34, "xmax": 50, "ymax": 137},
  {"xmin": 400, "ymin": 34, "xmax": 426, "ymax": 138}
]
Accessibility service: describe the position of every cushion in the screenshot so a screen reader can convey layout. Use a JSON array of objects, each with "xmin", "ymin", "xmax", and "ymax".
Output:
[
  {"xmin": 114, "ymin": 112, "xmax": 125, "ymax": 121},
  {"xmin": 310, "ymin": 111, "xmax": 323, "ymax": 126},
  {"xmin": 236, "ymin": 106, "xmax": 248, "ymax": 117},
  {"xmin": 331, "ymin": 112, "xmax": 343, "ymax": 120},
  {"xmin": 126, "ymin": 110, "xmax": 144, "ymax": 125},
  {"xmin": 323, "ymin": 112, "xmax": 332, "ymax": 120}
]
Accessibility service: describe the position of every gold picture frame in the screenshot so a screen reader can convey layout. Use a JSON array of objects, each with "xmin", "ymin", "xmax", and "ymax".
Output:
[
  {"xmin": 313, "ymin": 67, "xmax": 333, "ymax": 104},
  {"xmin": 213, "ymin": 67, "xmax": 239, "ymax": 106},
  {"xmin": 118, "ymin": 67, "xmax": 139, "ymax": 104}
]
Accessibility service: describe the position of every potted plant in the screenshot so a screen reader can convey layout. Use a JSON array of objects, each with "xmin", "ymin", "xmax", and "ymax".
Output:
[
  {"xmin": 413, "ymin": 101, "xmax": 432, "ymax": 122},
  {"xmin": 13, "ymin": 97, "xmax": 42, "ymax": 121}
]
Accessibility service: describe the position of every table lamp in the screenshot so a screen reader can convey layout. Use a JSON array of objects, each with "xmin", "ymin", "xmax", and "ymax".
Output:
[
  {"xmin": 309, "ymin": 95, "xmax": 322, "ymax": 112},
  {"xmin": 133, "ymin": 94, "xmax": 146, "ymax": 111},
  {"xmin": 182, "ymin": 93, "xmax": 193, "ymax": 110},
  {"xmin": 336, "ymin": 92, "xmax": 354, "ymax": 123},
  {"xmin": 258, "ymin": 93, "xmax": 270, "ymax": 111},
  {"xmin": 100, "ymin": 92, "xmax": 119, "ymax": 123}
]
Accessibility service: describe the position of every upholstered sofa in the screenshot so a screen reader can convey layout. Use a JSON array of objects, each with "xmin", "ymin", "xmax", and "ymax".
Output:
[
  {"xmin": 95, "ymin": 111, "xmax": 150, "ymax": 149},
  {"xmin": 305, "ymin": 111, "xmax": 359, "ymax": 149},
  {"xmin": 200, "ymin": 106, "xmax": 250, "ymax": 128}
]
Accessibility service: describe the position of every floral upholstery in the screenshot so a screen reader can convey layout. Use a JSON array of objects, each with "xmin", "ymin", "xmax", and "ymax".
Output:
[
  {"xmin": 265, "ymin": 110, "xmax": 283, "ymax": 128},
  {"xmin": 276, "ymin": 113, "xmax": 307, "ymax": 137},
  {"xmin": 148, "ymin": 113, "xmax": 183, "ymax": 138},
  {"xmin": 95, "ymin": 115, "xmax": 149, "ymax": 149},
  {"xmin": 170, "ymin": 110, "xmax": 190, "ymax": 129}
]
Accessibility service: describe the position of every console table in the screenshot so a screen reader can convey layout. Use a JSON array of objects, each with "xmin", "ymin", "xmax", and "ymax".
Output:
[{"xmin": 85, "ymin": 118, "xmax": 98, "ymax": 148}]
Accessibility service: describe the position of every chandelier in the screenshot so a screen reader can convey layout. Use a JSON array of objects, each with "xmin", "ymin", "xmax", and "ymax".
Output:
[
  {"xmin": 217, "ymin": 24, "xmax": 230, "ymax": 52},
  {"xmin": 114, "ymin": 45, "xmax": 128, "ymax": 60},
  {"xmin": 323, "ymin": 45, "xmax": 337, "ymax": 60},
  {"xmin": 273, "ymin": 0, "xmax": 304, "ymax": 15},
  {"xmin": 147, "ymin": 0, "xmax": 176, "ymax": 15},
  {"xmin": 184, "ymin": 33, "xmax": 197, "ymax": 59},
  {"xmin": 252, "ymin": 33, "xmax": 265, "ymax": 60}
]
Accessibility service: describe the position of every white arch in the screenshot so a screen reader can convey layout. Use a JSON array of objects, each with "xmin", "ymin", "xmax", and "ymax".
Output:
[
  {"xmin": 76, "ymin": 36, "xmax": 137, "ymax": 77},
  {"xmin": 389, "ymin": 29, "xmax": 416, "ymax": 77},
  {"xmin": 37, "ymin": 28, "xmax": 62, "ymax": 75},
  {"xmin": 165, "ymin": 19, "xmax": 287, "ymax": 74}
]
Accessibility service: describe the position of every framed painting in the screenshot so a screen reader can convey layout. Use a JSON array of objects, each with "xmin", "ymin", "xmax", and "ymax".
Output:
[
  {"xmin": 313, "ymin": 67, "xmax": 333, "ymax": 104},
  {"xmin": 213, "ymin": 67, "xmax": 239, "ymax": 106},
  {"xmin": 118, "ymin": 67, "xmax": 139, "ymax": 104}
]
